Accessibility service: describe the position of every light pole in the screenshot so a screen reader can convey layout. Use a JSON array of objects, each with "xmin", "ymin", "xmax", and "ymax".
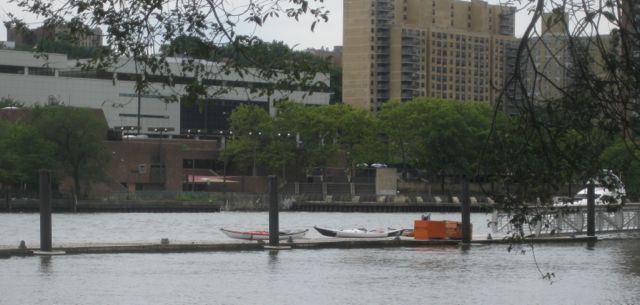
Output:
[
  {"xmin": 277, "ymin": 132, "xmax": 292, "ymax": 182},
  {"xmin": 220, "ymin": 130, "xmax": 233, "ymax": 201},
  {"xmin": 248, "ymin": 131, "xmax": 262, "ymax": 176},
  {"xmin": 158, "ymin": 128, "xmax": 168, "ymax": 138}
]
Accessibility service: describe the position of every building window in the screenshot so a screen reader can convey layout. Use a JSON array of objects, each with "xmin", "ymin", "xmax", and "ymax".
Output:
[
  {"xmin": 28, "ymin": 67, "xmax": 55, "ymax": 76},
  {"xmin": 0, "ymin": 65, "xmax": 25, "ymax": 74}
]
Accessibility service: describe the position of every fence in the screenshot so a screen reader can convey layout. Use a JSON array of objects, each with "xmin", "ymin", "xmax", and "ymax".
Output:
[
  {"xmin": 489, "ymin": 204, "xmax": 640, "ymax": 236},
  {"xmin": 107, "ymin": 191, "xmax": 219, "ymax": 202}
]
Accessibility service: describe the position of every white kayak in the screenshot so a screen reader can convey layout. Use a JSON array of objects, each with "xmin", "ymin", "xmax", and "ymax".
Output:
[
  {"xmin": 220, "ymin": 228, "xmax": 308, "ymax": 240},
  {"xmin": 313, "ymin": 226, "xmax": 404, "ymax": 238}
]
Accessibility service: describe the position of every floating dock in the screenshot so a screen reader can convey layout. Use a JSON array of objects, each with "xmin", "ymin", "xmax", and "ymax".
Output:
[{"xmin": 0, "ymin": 235, "xmax": 598, "ymax": 258}]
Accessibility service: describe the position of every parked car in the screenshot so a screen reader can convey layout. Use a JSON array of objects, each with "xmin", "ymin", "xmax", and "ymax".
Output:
[{"xmin": 553, "ymin": 171, "xmax": 625, "ymax": 207}]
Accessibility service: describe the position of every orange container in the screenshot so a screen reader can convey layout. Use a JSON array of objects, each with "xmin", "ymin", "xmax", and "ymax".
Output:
[
  {"xmin": 445, "ymin": 221, "xmax": 462, "ymax": 239},
  {"xmin": 413, "ymin": 220, "xmax": 447, "ymax": 240},
  {"xmin": 414, "ymin": 220, "xmax": 429, "ymax": 240},
  {"xmin": 443, "ymin": 221, "xmax": 472, "ymax": 240},
  {"xmin": 426, "ymin": 221, "xmax": 447, "ymax": 239}
]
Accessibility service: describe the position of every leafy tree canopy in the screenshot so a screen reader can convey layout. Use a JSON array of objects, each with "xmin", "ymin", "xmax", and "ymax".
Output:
[
  {"xmin": 497, "ymin": 0, "xmax": 638, "ymax": 206},
  {"xmin": 0, "ymin": 122, "xmax": 55, "ymax": 186},
  {"xmin": 16, "ymin": 39, "xmax": 104, "ymax": 59},
  {"xmin": 32, "ymin": 105, "xmax": 110, "ymax": 198},
  {"xmin": 600, "ymin": 140, "xmax": 640, "ymax": 200},
  {"xmin": 224, "ymin": 102, "xmax": 382, "ymax": 179}
]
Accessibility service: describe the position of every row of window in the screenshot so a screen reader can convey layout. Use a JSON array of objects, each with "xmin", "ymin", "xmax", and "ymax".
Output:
[
  {"xmin": 429, "ymin": 91, "xmax": 489, "ymax": 101},
  {"xmin": 0, "ymin": 64, "xmax": 328, "ymax": 92},
  {"xmin": 432, "ymin": 74, "xmax": 488, "ymax": 83},
  {"xmin": 433, "ymin": 40, "xmax": 491, "ymax": 49},
  {"xmin": 183, "ymin": 159, "xmax": 224, "ymax": 170}
]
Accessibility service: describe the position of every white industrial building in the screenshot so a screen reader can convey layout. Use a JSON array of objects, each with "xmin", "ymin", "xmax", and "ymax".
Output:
[{"xmin": 0, "ymin": 49, "xmax": 331, "ymax": 135}]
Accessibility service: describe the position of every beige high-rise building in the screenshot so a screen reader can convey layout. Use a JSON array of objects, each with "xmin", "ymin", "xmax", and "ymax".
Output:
[
  {"xmin": 522, "ymin": 10, "xmax": 612, "ymax": 102},
  {"xmin": 343, "ymin": 0, "xmax": 518, "ymax": 111}
]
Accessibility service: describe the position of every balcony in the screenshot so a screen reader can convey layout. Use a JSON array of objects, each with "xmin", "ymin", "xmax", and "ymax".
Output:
[
  {"xmin": 375, "ymin": 48, "xmax": 390, "ymax": 55},
  {"xmin": 376, "ymin": 75, "xmax": 390, "ymax": 82}
]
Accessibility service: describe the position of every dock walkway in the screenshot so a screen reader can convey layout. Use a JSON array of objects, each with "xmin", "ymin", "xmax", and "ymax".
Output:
[
  {"xmin": 0, "ymin": 235, "xmax": 598, "ymax": 258},
  {"xmin": 490, "ymin": 204, "xmax": 640, "ymax": 236}
]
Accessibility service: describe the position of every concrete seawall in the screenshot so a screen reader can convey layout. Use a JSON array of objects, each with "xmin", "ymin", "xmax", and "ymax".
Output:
[
  {"xmin": 1, "ymin": 193, "xmax": 491, "ymax": 213},
  {"xmin": 1, "ymin": 198, "xmax": 222, "ymax": 212}
]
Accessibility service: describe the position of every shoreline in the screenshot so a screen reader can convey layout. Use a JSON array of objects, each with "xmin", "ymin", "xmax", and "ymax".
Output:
[{"xmin": 0, "ymin": 197, "xmax": 492, "ymax": 213}]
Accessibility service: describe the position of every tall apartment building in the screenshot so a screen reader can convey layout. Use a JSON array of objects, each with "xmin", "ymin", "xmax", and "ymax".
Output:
[
  {"xmin": 343, "ymin": 0, "xmax": 518, "ymax": 111},
  {"xmin": 621, "ymin": 0, "xmax": 640, "ymax": 104},
  {"xmin": 621, "ymin": 0, "xmax": 640, "ymax": 57},
  {"xmin": 522, "ymin": 11, "xmax": 573, "ymax": 101},
  {"xmin": 522, "ymin": 10, "xmax": 612, "ymax": 102}
]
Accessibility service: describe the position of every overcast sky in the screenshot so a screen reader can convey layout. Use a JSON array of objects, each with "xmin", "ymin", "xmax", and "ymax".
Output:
[{"xmin": 0, "ymin": 1, "xmax": 534, "ymax": 51}]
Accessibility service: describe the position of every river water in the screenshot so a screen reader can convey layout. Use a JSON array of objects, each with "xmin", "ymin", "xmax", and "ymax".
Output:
[{"xmin": 1, "ymin": 212, "xmax": 639, "ymax": 305}]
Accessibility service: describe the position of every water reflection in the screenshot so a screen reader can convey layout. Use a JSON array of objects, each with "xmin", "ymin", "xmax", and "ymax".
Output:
[
  {"xmin": 585, "ymin": 240, "xmax": 597, "ymax": 250},
  {"xmin": 620, "ymin": 240, "xmax": 640, "ymax": 277},
  {"xmin": 39, "ymin": 256, "xmax": 52, "ymax": 274},
  {"xmin": 460, "ymin": 243, "xmax": 471, "ymax": 252},
  {"xmin": 268, "ymin": 250, "xmax": 280, "ymax": 271},
  {"xmin": 0, "ymin": 242, "xmax": 638, "ymax": 305},
  {"xmin": 411, "ymin": 245, "xmax": 458, "ymax": 253}
]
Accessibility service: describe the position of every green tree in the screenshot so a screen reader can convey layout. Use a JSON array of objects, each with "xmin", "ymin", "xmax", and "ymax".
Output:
[
  {"xmin": 160, "ymin": 36, "xmax": 214, "ymax": 60},
  {"xmin": 0, "ymin": 121, "xmax": 54, "ymax": 195},
  {"xmin": 328, "ymin": 65, "xmax": 342, "ymax": 104},
  {"xmin": 225, "ymin": 102, "xmax": 378, "ymax": 181},
  {"xmin": 324, "ymin": 103, "xmax": 380, "ymax": 179},
  {"xmin": 32, "ymin": 106, "xmax": 110, "ymax": 202},
  {"xmin": 482, "ymin": 91, "xmax": 617, "ymax": 222},
  {"xmin": 223, "ymin": 104, "xmax": 273, "ymax": 176},
  {"xmin": 483, "ymin": 0, "xmax": 640, "ymax": 235},
  {"xmin": 600, "ymin": 140, "xmax": 640, "ymax": 200},
  {"xmin": 420, "ymin": 100, "xmax": 493, "ymax": 176},
  {"xmin": 272, "ymin": 102, "xmax": 322, "ymax": 178},
  {"xmin": 273, "ymin": 102, "xmax": 338, "ymax": 180},
  {"xmin": 377, "ymin": 100, "xmax": 428, "ymax": 174},
  {"xmin": 377, "ymin": 98, "xmax": 498, "ymax": 191}
]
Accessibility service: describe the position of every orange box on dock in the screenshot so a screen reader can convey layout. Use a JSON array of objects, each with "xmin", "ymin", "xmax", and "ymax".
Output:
[
  {"xmin": 445, "ymin": 221, "xmax": 462, "ymax": 240},
  {"xmin": 414, "ymin": 220, "xmax": 472, "ymax": 240},
  {"xmin": 413, "ymin": 221, "xmax": 427, "ymax": 240},
  {"xmin": 413, "ymin": 220, "xmax": 447, "ymax": 240}
]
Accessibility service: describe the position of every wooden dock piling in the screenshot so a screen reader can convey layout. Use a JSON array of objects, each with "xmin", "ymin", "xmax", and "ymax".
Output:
[
  {"xmin": 461, "ymin": 176, "xmax": 471, "ymax": 244},
  {"xmin": 39, "ymin": 170, "xmax": 52, "ymax": 252},
  {"xmin": 587, "ymin": 182, "xmax": 595, "ymax": 237},
  {"xmin": 268, "ymin": 176, "xmax": 279, "ymax": 247}
]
